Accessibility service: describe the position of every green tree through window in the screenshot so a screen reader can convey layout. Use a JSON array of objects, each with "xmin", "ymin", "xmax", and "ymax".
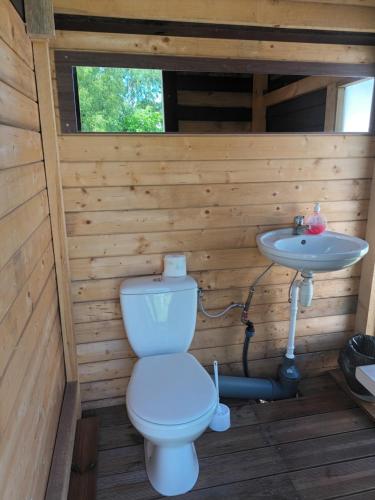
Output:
[{"xmin": 76, "ymin": 67, "xmax": 165, "ymax": 132}]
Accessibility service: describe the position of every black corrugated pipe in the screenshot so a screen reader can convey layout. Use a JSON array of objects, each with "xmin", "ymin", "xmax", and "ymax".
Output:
[{"xmin": 242, "ymin": 321, "xmax": 255, "ymax": 378}]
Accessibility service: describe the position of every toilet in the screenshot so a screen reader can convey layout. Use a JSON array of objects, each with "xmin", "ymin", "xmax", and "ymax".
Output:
[{"xmin": 120, "ymin": 255, "xmax": 217, "ymax": 496}]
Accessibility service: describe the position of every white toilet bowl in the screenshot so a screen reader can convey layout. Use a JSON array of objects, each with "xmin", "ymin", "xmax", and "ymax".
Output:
[{"xmin": 126, "ymin": 352, "xmax": 217, "ymax": 496}]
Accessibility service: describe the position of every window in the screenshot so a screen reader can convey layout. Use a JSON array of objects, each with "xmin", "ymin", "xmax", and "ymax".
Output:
[
  {"xmin": 336, "ymin": 78, "xmax": 375, "ymax": 133},
  {"xmin": 55, "ymin": 51, "xmax": 375, "ymax": 134},
  {"xmin": 75, "ymin": 67, "xmax": 165, "ymax": 133}
]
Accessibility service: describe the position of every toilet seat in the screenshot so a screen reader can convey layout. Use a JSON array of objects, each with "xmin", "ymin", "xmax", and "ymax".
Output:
[{"xmin": 127, "ymin": 352, "xmax": 217, "ymax": 425}]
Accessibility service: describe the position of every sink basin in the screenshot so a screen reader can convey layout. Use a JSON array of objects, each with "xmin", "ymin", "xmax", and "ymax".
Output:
[{"xmin": 256, "ymin": 228, "xmax": 368, "ymax": 273}]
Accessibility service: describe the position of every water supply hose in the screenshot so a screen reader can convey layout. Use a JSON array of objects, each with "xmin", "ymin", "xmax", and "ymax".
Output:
[{"xmin": 197, "ymin": 292, "xmax": 244, "ymax": 318}]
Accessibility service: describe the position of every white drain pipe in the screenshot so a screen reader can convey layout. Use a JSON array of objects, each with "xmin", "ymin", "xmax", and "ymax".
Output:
[
  {"xmin": 286, "ymin": 280, "xmax": 301, "ymax": 359},
  {"xmin": 286, "ymin": 275, "xmax": 314, "ymax": 359}
]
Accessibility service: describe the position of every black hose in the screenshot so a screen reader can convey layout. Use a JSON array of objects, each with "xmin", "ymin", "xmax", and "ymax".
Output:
[{"xmin": 242, "ymin": 321, "xmax": 255, "ymax": 378}]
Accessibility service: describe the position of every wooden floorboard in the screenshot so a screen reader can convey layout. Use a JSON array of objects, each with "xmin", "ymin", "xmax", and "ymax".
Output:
[{"xmin": 85, "ymin": 376, "xmax": 375, "ymax": 499}]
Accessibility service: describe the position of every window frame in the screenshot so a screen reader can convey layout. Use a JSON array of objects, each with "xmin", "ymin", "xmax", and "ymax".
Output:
[{"xmin": 54, "ymin": 50, "xmax": 375, "ymax": 134}]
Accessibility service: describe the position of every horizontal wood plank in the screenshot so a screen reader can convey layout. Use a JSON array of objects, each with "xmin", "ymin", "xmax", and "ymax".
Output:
[
  {"xmin": 0, "ymin": 37, "xmax": 37, "ymax": 100},
  {"xmin": 0, "ymin": 244, "xmax": 55, "ymax": 377},
  {"xmin": 65, "ymin": 200, "xmax": 368, "ymax": 237},
  {"xmin": 0, "ymin": 217, "xmax": 51, "ymax": 323},
  {"xmin": 0, "ymin": 0, "xmax": 33, "ymax": 68},
  {"xmin": 0, "ymin": 162, "xmax": 46, "ymax": 219},
  {"xmin": 60, "ymin": 158, "xmax": 374, "ymax": 187},
  {"xmin": 59, "ymin": 134, "xmax": 375, "ymax": 162},
  {"xmin": 52, "ymin": 0, "xmax": 375, "ymax": 32},
  {"xmin": 0, "ymin": 271, "xmax": 59, "ymax": 435},
  {"xmin": 70, "ymin": 264, "xmax": 360, "ymax": 303},
  {"xmin": 0, "ymin": 81, "xmax": 40, "ymax": 131},
  {"xmin": 63, "ymin": 179, "xmax": 370, "ymax": 212},
  {"xmin": 0, "ymin": 190, "xmax": 49, "ymax": 271},
  {"xmin": 0, "ymin": 124, "xmax": 43, "ymax": 169}
]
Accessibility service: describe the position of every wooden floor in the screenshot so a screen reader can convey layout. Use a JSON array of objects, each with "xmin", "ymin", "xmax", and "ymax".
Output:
[{"xmin": 85, "ymin": 375, "xmax": 375, "ymax": 499}]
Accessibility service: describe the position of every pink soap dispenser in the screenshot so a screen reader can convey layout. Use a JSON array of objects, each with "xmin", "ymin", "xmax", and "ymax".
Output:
[{"xmin": 305, "ymin": 202, "xmax": 327, "ymax": 235}]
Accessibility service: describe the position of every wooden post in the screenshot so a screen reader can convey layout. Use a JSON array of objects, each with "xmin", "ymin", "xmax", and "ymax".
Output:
[
  {"xmin": 324, "ymin": 83, "xmax": 338, "ymax": 132},
  {"xmin": 25, "ymin": 0, "xmax": 55, "ymax": 37},
  {"xmin": 355, "ymin": 163, "xmax": 375, "ymax": 336},
  {"xmin": 32, "ymin": 39, "xmax": 79, "ymax": 383},
  {"xmin": 252, "ymin": 74, "xmax": 267, "ymax": 133}
]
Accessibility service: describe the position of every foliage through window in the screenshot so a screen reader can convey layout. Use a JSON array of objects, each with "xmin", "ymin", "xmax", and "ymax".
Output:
[{"xmin": 76, "ymin": 67, "xmax": 165, "ymax": 133}]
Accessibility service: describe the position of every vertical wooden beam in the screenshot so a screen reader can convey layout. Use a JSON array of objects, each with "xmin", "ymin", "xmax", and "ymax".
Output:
[
  {"xmin": 324, "ymin": 83, "xmax": 338, "ymax": 132},
  {"xmin": 252, "ymin": 74, "xmax": 267, "ymax": 133},
  {"xmin": 25, "ymin": 0, "xmax": 55, "ymax": 37},
  {"xmin": 32, "ymin": 39, "xmax": 79, "ymax": 383},
  {"xmin": 45, "ymin": 382, "xmax": 80, "ymax": 500},
  {"xmin": 356, "ymin": 163, "xmax": 375, "ymax": 336},
  {"xmin": 162, "ymin": 71, "xmax": 179, "ymax": 132}
]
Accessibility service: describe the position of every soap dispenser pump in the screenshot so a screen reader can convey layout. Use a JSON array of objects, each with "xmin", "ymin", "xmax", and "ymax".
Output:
[{"xmin": 305, "ymin": 202, "xmax": 327, "ymax": 235}]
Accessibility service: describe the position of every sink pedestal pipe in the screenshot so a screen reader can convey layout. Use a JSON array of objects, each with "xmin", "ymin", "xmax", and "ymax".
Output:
[{"xmin": 217, "ymin": 274, "xmax": 314, "ymax": 400}]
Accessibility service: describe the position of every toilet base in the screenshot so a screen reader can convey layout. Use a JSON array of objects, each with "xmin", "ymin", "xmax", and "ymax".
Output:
[{"xmin": 144, "ymin": 439, "xmax": 199, "ymax": 496}]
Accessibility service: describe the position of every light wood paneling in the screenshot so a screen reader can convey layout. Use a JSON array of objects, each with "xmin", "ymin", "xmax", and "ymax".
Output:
[
  {"xmin": 356, "ymin": 165, "xmax": 375, "ymax": 335},
  {"xmin": 51, "ymin": 31, "xmax": 375, "ymax": 65},
  {"xmin": 0, "ymin": 2, "xmax": 66, "ymax": 498},
  {"xmin": 63, "ymin": 179, "xmax": 370, "ymax": 212},
  {"xmin": 0, "ymin": 124, "xmax": 43, "ymax": 169},
  {"xmin": 52, "ymin": 11, "xmax": 375, "ymax": 409},
  {"xmin": 52, "ymin": 0, "xmax": 375, "ymax": 32},
  {"xmin": 33, "ymin": 39, "xmax": 78, "ymax": 381},
  {"xmin": 60, "ymin": 158, "xmax": 373, "ymax": 187},
  {"xmin": 0, "ymin": 0, "xmax": 34, "ymax": 67},
  {"xmin": 0, "ymin": 37, "xmax": 37, "ymax": 100},
  {"xmin": 59, "ymin": 134, "xmax": 375, "ymax": 162},
  {"xmin": 0, "ymin": 81, "xmax": 40, "ymax": 131},
  {"xmin": 58, "ymin": 132, "xmax": 374, "ymax": 407}
]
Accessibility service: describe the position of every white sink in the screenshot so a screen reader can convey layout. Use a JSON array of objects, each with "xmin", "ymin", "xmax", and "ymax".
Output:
[{"xmin": 256, "ymin": 228, "xmax": 368, "ymax": 273}]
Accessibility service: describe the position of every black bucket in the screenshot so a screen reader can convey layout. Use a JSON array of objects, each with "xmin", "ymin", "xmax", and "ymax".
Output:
[{"xmin": 338, "ymin": 334, "xmax": 375, "ymax": 398}]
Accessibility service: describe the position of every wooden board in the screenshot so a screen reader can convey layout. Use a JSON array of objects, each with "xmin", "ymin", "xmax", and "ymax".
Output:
[
  {"xmin": 56, "ymin": 132, "xmax": 375, "ymax": 406},
  {"xmin": 51, "ymin": 31, "xmax": 375, "ymax": 65},
  {"xmin": 0, "ymin": 3, "xmax": 67, "ymax": 498},
  {"xmin": 356, "ymin": 166, "xmax": 375, "ymax": 335},
  {"xmin": 67, "ymin": 416, "xmax": 99, "ymax": 500},
  {"xmin": 0, "ymin": 37, "xmax": 37, "ymax": 100},
  {"xmin": 33, "ymin": 39, "xmax": 78, "ymax": 382},
  {"xmin": 45, "ymin": 382, "xmax": 80, "ymax": 500},
  {"xmin": 52, "ymin": 0, "xmax": 375, "ymax": 32},
  {"xmin": 59, "ymin": 134, "xmax": 375, "ymax": 162}
]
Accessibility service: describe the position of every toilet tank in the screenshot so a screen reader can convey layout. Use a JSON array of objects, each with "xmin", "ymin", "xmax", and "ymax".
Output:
[{"xmin": 120, "ymin": 275, "xmax": 198, "ymax": 357}]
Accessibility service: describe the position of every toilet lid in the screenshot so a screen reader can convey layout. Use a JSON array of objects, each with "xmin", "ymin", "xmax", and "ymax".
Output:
[{"xmin": 127, "ymin": 352, "xmax": 217, "ymax": 425}]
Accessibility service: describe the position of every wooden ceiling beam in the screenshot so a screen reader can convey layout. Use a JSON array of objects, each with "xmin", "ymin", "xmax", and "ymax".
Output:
[
  {"xmin": 264, "ymin": 76, "xmax": 357, "ymax": 107},
  {"xmin": 52, "ymin": 0, "xmax": 375, "ymax": 33}
]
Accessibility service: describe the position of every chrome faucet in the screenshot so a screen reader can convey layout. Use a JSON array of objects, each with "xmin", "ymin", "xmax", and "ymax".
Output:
[{"xmin": 293, "ymin": 215, "xmax": 310, "ymax": 235}]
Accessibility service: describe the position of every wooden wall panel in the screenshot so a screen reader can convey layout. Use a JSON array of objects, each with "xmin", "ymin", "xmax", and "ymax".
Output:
[
  {"xmin": 52, "ymin": 0, "xmax": 375, "ymax": 33},
  {"xmin": 51, "ymin": 22, "xmax": 375, "ymax": 410},
  {"xmin": 0, "ymin": 2, "xmax": 66, "ymax": 498},
  {"xmin": 58, "ymin": 133, "xmax": 374, "ymax": 409}
]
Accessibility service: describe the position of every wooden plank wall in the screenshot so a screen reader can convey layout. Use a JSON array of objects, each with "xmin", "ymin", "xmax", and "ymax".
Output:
[
  {"xmin": 0, "ymin": 1, "xmax": 66, "ymax": 498},
  {"xmin": 176, "ymin": 73, "xmax": 252, "ymax": 133},
  {"xmin": 57, "ymin": 133, "xmax": 375, "ymax": 410},
  {"xmin": 50, "ymin": 25, "xmax": 375, "ymax": 410},
  {"xmin": 52, "ymin": 0, "xmax": 375, "ymax": 33}
]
